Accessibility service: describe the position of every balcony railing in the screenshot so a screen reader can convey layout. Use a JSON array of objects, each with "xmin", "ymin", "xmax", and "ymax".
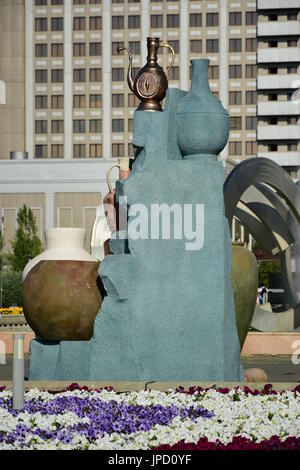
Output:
[
  {"xmin": 258, "ymin": 47, "xmax": 300, "ymax": 63},
  {"xmin": 258, "ymin": 125, "xmax": 300, "ymax": 140},
  {"xmin": 258, "ymin": 101, "xmax": 300, "ymax": 116},
  {"xmin": 258, "ymin": 152, "xmax": 300, "ymax": 166},
  {"xmin": 258, "ymin": 21, "xmax": 300, "ymax": 37},
  {"xmin": 257, "ymin": 74, "xmax": 300, "ymax": 90}
]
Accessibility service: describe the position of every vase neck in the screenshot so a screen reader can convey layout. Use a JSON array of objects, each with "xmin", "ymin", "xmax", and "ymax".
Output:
[
  {"xmin": 190, "ymin": 59, "xmax": 211, "ymax": 94},
  {"xmin": 45, "ymin": 228, "xmax": 86, "ymax": 251}
]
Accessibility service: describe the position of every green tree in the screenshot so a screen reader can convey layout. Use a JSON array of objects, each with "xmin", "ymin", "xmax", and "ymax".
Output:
[
  {"xmin": 258, "ymin": 260, "xmax": 281, "ymax": 288},
  {"xmin": 2, "ymin": 269, "xmax": 23, "ymax": 308},
  {"xmin": 7, "ymin": 204, "xmax": 43, "ymax": 273}
]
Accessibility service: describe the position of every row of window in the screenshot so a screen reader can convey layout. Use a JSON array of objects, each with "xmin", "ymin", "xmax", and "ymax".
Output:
[
  {"xmin": 36, "ymin": 12, "xmax": 258, "ymax": 33},
  {"xmin": 35, "ymin": 68, "xmax": 101, "ymax": 82},
  {"xmin": 36, "ymin": 93, "xmax": 101, "ymax": 107},
  {"xmin": 35, "ymin": 0, "xmax": 101, "ymax": 6},
  {"xmin": 229, "ymin": 91, "xmax": 257, "ymax": 106},
  {"xmin": 34, "ymin": 63, "xmax": 258, "ymax": 86},
  {"xmin": 229, "ymin": 141, "xmax": 257, "ymax": 156},
  {"xmin": 34, "ymin": 143, "xmax": 135, "ymax": 159},
  {"xmin": 35, "ymin": 143, "xmax": 103, "ymax": 159},
  {"xmin": 35, "ymin": 118, "xmax": 139, "ymax": 133},
  {"xmin": 35, "ymin": 93, "xmax": 140, "ymax": 108},
  {"xmin": 230, "ymin": 116, "xmax": 257, "ymax": 131},
  {"xmin": 35, "ymin": 38, "xmax": 259, "ymax": 59}
]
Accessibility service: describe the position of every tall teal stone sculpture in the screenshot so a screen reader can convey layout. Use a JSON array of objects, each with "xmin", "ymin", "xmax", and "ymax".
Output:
[{"xmin": 29, "ymin": 59, "xmax": 244, "ymax": 381}]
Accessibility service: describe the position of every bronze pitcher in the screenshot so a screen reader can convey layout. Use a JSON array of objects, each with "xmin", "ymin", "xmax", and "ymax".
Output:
[{"xmin": 118, "ymin": 37, "xmax": 175, "ymax": 112}]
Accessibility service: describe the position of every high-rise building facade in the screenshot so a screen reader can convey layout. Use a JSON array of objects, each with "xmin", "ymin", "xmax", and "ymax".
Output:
[
  {"xmin": 257, "ymin": 0, "xmax": 300, "ymax": 179},
  {"xmin": 0, "ymin": 0, "xmax": 299, "ymax": 252}
]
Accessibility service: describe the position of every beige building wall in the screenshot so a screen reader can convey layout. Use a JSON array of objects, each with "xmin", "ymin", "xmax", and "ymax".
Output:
[{"xmin": 0, "ymin": 0, "xmax": 25, "ymax": 160}]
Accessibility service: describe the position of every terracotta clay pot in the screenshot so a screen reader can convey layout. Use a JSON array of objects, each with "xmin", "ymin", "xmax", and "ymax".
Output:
[
  {"xmin": 22, "ymin": 228, "xmax": 102, "ymax": 341},
  {"xmin": 231, "ymin": 244, "xmax": 258, "ymax": 350}
]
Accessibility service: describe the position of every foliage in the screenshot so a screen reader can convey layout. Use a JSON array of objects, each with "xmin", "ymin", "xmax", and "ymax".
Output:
[
  {"xmin": 1, "ymin": 268, "xmax": 23, "ymax": 308},
  {"xmin": 258, "ymin": 260, "xmax": 281, "ymax": 288},
  {"xmin": 6, "ymin": 204, "xmax": 43, "ymax": 273}
]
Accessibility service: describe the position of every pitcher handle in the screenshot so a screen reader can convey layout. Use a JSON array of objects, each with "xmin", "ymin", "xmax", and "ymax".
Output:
[
  {"xmin": 106, "ymin": 164, "xmax": 120, "ymax": 193},
  {"xmin": 159, "ymin": 42, "xmax": 175, "ymax": 78}
]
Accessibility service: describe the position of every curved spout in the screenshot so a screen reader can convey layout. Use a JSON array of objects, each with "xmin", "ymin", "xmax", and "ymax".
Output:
[{"xmin": 117, "ymin": 47, "xmax": 134, "ymax": 93}]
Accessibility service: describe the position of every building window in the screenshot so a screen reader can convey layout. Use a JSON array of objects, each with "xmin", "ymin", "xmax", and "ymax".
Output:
[
  {"xmin": 246, "ymin": 64, "xmax": 257, "ymax": 78},
  {"xmin": 51, "ymin": 120, "xmax": 64, "ymax": 133},
  {"xmin": 35, "ymin": 70, "xmax": 48, "ymax": 83},
  {"xmin": 73, "ymin": 144, "xmax": 86, "ymax": 158},
  {"xmin": 112, "ymin": 68, "xmax": 124, "ymax": 81},
  {"xmin": 229, "ymin": 65, "xmax": 242, "ymax": 79},
  {"xmin": 208, "ymin": 65, "xmax": 219, "ymax": 79},
  {"xmin": 167, "ymin": 14, "xmax": 179, "ymax": 28},
  {"xmin": 35, "ymin": 145, "xmax": 47, "ymax": 158},
  {"xmin": 51, "ymin": 0, "xmax": 64, "ymax": 5},
  {"xmin": 206, "ymin": 13, "xmax": 219, "ymax": 26},
  {"xmin": 287, "ymin": 13, "xmax": 297, "ymax": 20},
  {"xmin": 128, "ymin": 143, "xmax": 135, "ymax": 157},
  {"xmin": 288, "ymin": 143, "xmax": 298, "ymax": 151},
  {"xmin": 112, "ymin": 119, "xmax": 124, "ymax": 132},
  {"xmin": 128, "ymin": 93, "xmax": 139, "ymax": 107},
  {"xmin": 190, "ymin": 40, "xmax": 202, "ymax": 53},
  {"xmin": 268, "ymin": 14, "xmax": 277, "ymax": 21},
  {"xmin": 246, "ymin": 91, "xmax": 257, "ymax": 105},
  {"xmin": 268, "ymin": 144, "xmax": 278, "ymax": 151},
  {"xmin": 89, "ymin": 0, "xmax": 101, "ymax": 3},
  {"xmin": 168, "ymin": 40, "xmax": 179, "ymax": 54},
  {"xmin": 287, "ymin": 117, "xmax": 297, "ymax": 124},
  {"xmin": 128, "ymin": 41, "xmax": 140, "ymax": 55},
  {"xmin": 128, "ymin": 15, "xmax": 140, "ymax": 29},
  {"xmin": 35, "ymin": 44, "xmax": 48, "ymax": 57},
  {"xmin": 73, "ymin": 17, "xmax": 86, "ymax": 30},
  {"xmin": 269, "ymin": 93, "xmax": 278, "ymax": 101},
  {"xmin": 246, "ymin": 11, "xmax": 257, "ymax": 25},
  {"xmin": 128, "ymin": 119, "xmax": 133, "ymax": 132},
  {"xmin": 246, "ymin": 116, "xmax": 257, "ymax": 130},
  {"xmin": 51, "ymin": 95, "xmax": 63, "ymax": 108},
  {"xmin": 151, "ymin": 15, "xmax": 163, "ymax": 28},
  {"xmin": 51, "ymin": 69, "xmax": 63, "ymax": 83},
  {"xmin": 89, "ymin": 94, "xmax": 102, "ymax": 107},
  {"xmin": 229, "ymin": 91, "xmax": 242, "ymax": 105},
  {"xmin": 112, "ymin": 41, "xmax": 124, "ymax": 55},
  {"xmin": 73, "ymin": 119, "xmax": 86, "ymax": 133},
  {"xmin": 112, "ymin": 94, "xmax": 124, "ymax": 107},
  {"xmin": 51, "ymin": 144, "xmax": 64, "ymax": 159},
  {"xmin": 73, "ymin": 0, "xmax": 86, "ymax": 4},
  {"xmin": 229, "ymin": 12, "xmax": 242, "ymax": 26},
  {"xmin": 112, "ymin": 144, "xmax": 124, "ymax": 157},
  {"xmin": 73, "ymin": 43, "xmax": 86, "ymax": 56},
  {"xmin": 51, "ymin": 43, "xmax": 63, "ymax": 57},
  {"xmin": 51, "ymin": 18, "xmax": 63, "ymax": 31},
  {"xmin": 89, "ymin": 68, "xmax": 101, "ymax": 81},
  {"xmin": 35, "ymin": 18, "xmax": 47, "ymax": 32},
  {"xmin": 229, "ymin": 39, "xmax": 242, "ymax": 52},
  {"xmin": 112, "ymin": 16, "xmax": 124, "ymax": 29},
  {"xmin": 73, "ymin": 69, "xmax": 86, "ymax": 82},
  {"xmin": 89, "ymin": 119, "xmax": 102, "ymax": 132},
  {"xmin": 73, "ymin": 95, "xmax": 86, "ymax": 108},
  {"xmin": 190, "ymin": 13, "xmax": 202, "ymax": 27},
  {"xmin": 230, "ymin": 117, "xmax": 242, "ymax": 130},
  {"xmin": 35, "ymin": 95, "xmax": 48, "ymax": 108},
  {"xmin": 90, "ymin": 144, "xmax": 102, "ymax": 158},
  {"xmin": 169, "ymin": 66, "xmax": 179, "ymax": 80},
  {"xmin": 246, "ymin": 141, "xmax": 257, "ymax": 155},
  {"xmin": 89, "ymin": 16, "xmax": 102, "ymax": 30},
  {"xmin": 288, "ymin": 40, "xmax": 297, "ymax": 47},
  {"xmin": 229, "ymin": 142, "xmax": 242, "ymax": 155},
  {"xmin": 288, "ymin": 66, "xmax": 298, "ymax": 74},
  {"xmin": 35, "ymin": 0, "xmax": 47, "ymax": 4},
  {"xmin": 35, "ymin": 120, "xmax": 48, "ymax": 134},
  {"xmin": 246, "ymin": 38, "xmax": 257, "ymax": 52},
  {"xmin": 89, "ymin": 42, "xmax": 101, "ymax": 56},
  {"xmin": 206, "ymin": 39, "xmax": 219, "ymax": 53}
]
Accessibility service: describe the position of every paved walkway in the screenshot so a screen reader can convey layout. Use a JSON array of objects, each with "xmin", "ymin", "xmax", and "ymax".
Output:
[{"xmin": 0, "ymin": 355, "xmax": 299, "ymax": 383}]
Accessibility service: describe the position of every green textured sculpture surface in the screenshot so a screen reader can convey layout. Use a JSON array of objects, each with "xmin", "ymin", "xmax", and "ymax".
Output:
[{"xmin": 29, "ymin": 59, "xmax": 244, "ymax": 381}]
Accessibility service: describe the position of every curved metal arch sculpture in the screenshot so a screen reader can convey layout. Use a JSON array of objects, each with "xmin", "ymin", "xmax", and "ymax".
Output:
[{"xmin": 224, "ymin": 157, "xmax": 300, "ymax": 329}]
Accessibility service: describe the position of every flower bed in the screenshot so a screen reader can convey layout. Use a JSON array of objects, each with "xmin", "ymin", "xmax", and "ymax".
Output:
[{"xmin": 0, "ymin": 384, "xmax": 299, "ymax": 450}]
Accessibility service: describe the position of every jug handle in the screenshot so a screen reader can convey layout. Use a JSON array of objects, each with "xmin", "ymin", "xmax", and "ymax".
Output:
[
  {"xmin": 159, "ymin": 42, "xmax": 175, "ymax": 78},
  {"xmin": 106, "ymin": 164, "xmax": 120, "ymax": 193}
]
